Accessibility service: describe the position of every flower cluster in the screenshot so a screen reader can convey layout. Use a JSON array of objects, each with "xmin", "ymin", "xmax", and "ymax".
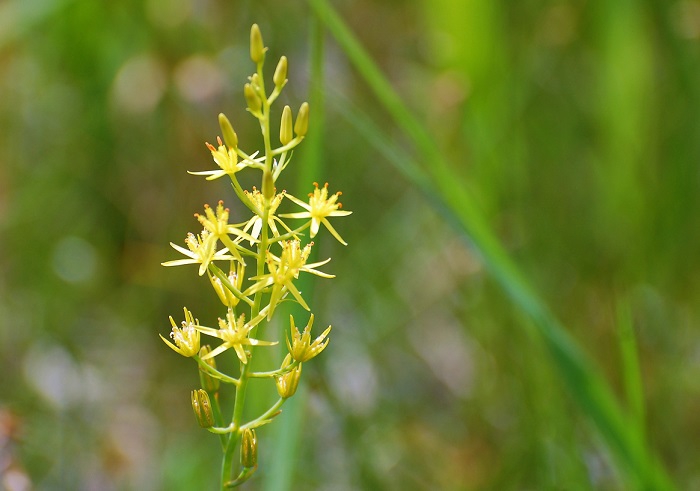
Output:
[{"xmin": 159, "ymin": 24, "xmax": 350, "ymax": 489}]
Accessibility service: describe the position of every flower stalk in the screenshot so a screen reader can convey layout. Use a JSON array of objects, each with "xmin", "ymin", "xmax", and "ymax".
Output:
[{"xmin": 159, "ymin": 23, "xmax": 350, "ymax": 489}]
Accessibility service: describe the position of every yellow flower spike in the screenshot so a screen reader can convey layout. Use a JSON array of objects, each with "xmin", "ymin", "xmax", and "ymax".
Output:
[
  {"xmin": 294, "ymin": 102, "xmax": 309, "ymax": 137},
  {"xmin": 273, "ymin": 56, "xmax": 288, "ymax": 89},
  {"xmin": 160, "ymin": 307, "xmax": 201, "ymax": 357},
  {"xmin": 245, "ymin": 240, "xmax": 335, "ymax": 319},
  {"xmin": 282, "ymin": 182, "xmax": 353, "ymax": 245},
  {"xmin": 250, "ymin": 24, "xmax": 265, "ymax": 64},
  {"xmin": 287, "ymin": 314, "xmax": 332, "ymax": 362},
  {"xmin": 160, "ymin": 26, "xmax": 350, "ymax": 488},
  {"xmin": 198, "ymin": 345, "xmax": 220, "ymax": 392},
  {"xmin": 240, "ymin": 428, "xmax": 258, "ymax": 468},
  {"xmin": 276, "ymin": 354, "xmax": 302, "ymax": 399},
  {"xmin": 195, "ymin": 308, "xmax": 276, "ymax": 365},
  {"xmin": 280, "ymin": 105, "xmax": 293, "ymax": 145},
  {"xmin": 218, "ymin": 113, "xmax": 238, "ymax": 149},
  {"xmin": 208, "ymin": 261, "xmax": 245, "ymax": 308},
  {"xmin": 191, "ymin": 389, "xmax": 215, "ymax": 428},
  {"xmin": 162, "ymin": 230, "xmax": 234, "ymax": 276}
]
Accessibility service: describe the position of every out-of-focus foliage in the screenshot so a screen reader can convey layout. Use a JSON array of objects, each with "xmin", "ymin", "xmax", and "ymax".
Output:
[{"xmin": 1, "ymin": 0, "xmax": 699, "ymax": 490}]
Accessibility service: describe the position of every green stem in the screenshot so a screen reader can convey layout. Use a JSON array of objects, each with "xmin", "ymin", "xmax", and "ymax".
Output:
[
  {"xmin": 221, "ymin": 61, "xmax": 276, "ymax": 487},
  {"xmin": 224, "ymin": 465, "xmax": 258, "ymax": 488},
  {"xmin": 248, "ymin": 361, "xmax": 300, "ymax": 379},
  {"xmin": 194, "ymin": 355, "xmax": 240, "ymax": 385},
  {"xmin": 229, "ymin": 175, "xmax": 259, "ymax": 216},
  {"xmin": 220, "ymin": 363, "xmax": 246, "ymax": 489},
  {"xmin": 209, "ymin": 423, "xmax": 236, "ymax": 434},
  {"xmin": 270, "ymin": 136, "xmax": 304, "ymax": 157},
  {"xmin": 257, "ymin": 61, "xmax": 273, "ymax": 173},
  {"xmin": 241, "ymin": 397, "xmax": 285, "ymax": 430},
  {"xmin": 233, "ymin": 146, "xmax": 265, "ymax": 168},
  {"xmin": 221, "ymin": 212, "xmax": 270, "ymax": 486},
  {"xmin": 267, "ymin": 224, "xmax": 309, "ymax": 243}
]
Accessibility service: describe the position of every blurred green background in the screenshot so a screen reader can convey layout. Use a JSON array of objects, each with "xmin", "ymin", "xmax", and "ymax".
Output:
[{"xmin": 2, "ymin": 0, "xmax": 700, "ymax": 489}]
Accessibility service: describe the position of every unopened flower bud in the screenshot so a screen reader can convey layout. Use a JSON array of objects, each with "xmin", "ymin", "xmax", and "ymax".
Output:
[
  {"xmin": 280, "ymin": 105, "xmax": 293, "ymax": 145},
  {"xmin": 262, "ymin": 170, "xmax": 275, "ymax": 201},
  {"xmin": 273, "ymin": 56, "xmax": 288, "ymax": 89},
  {"xmin": 198, "ymin": 346, "xmax": 220, "ymax": 392},
  {"xmin": 191, "ymin": 389, "xmax": 214, "ymax": 428},
  {"xmin": 218, "ymin": 113, "xmax": 238, "ymax": 149},
  {"xmin": 294, "ymin": 102, "xmax": 309, "ymax": 137},
  {"xmin": 276, "ymin": 354, "xmax": 302, "ymax": 399},
  {"xmin": 250, "ymin": 24, "xmax": 265, "ymax": 64},
  {"xmin": 240, "ymin": 428, "xmax": 258, "ymax": 468},
  {"xmin": 208, "ymin": 266, "xmax": 242, "ymax": 308},
  {"xmin": 244, "ymin": 83, "xmax": 262, "ymax": 114}
]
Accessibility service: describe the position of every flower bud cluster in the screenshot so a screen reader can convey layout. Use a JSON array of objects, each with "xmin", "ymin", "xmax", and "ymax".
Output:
[{"xmin": 159, "ymin": 24, "xmax": 351, "ymax": 487}]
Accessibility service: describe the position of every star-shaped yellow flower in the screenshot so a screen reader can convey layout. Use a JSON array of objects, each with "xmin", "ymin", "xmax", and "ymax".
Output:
[
  {"xmin": 287, "ymin": 313, "xmax": 331, "ymax": 362},
  {"xmin": 162, "ymin": 230, "xmax": 235, "ymax": 276},
  {"xmin": 241, "ymin": 188, "xmax": 293, "ymax": 244},
  {"xmin": 188, "ymin": 137, "xmax": 264, "ymax": 180},
  {"xmin": 160, "ymin": 307, "xmax": 201, "ymax": 357},
  {"xmin": 196, "ymin": 307, "xmax": 275, "ymax": 364},
  {"xmin": 244, "ymin": 240, "xmax": 334, "ymax": 319},
  {"xmin": 195, "ymin": 201, "xmax": 256, "ymax": 263},
  {"xmin": 282, "ymin": 182, "xmax": 352, "ymax": 245}
]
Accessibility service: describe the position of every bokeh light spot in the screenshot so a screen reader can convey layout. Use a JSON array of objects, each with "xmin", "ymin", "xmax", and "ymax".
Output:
[
  {"xmin": 111, "ymin": 54, "xmax": 167, "ymax": 115},
  {"xmin": 145, "ymin": 0, "xmax": 192, "ymax": 29},
  {"xmin": 52, "ymin": 236, "xmax": 97, "ymax": 284},
  {"xmin": 174, "ymin": 55, "xmax": 225, "ymax": 104}
]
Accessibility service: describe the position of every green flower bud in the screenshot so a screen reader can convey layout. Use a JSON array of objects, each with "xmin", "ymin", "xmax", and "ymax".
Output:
[
  {"xmin": 218, "ymin": 113, "xmax": 238, "ymax": 149},
  {"xmin": 244, "ymin": 83, "xmax": 262, "ymax": 114},
  {"xmin": 191, "ymin": 389, "xmax": 214, "ymax": 428},
  {"xmin": 240, "ymin": 428, "xmax": 258, "ymax": 468},
  {"xmin": 273, "ymin": 56, "xmax": 288, "ymax": 89},
  {"xmin": 198, "ymin": 346, "xmax": 220, "ymax": 393},
  {"xmin": 250, "ymin": 24, "xmax": 265, "ymax": 64},
  {"xmin": 275, "ymin": 354, "xmax": 302, "ymax": 399},
  {"xmin": 294, "ymin": 102, "xmax": 309, "ymax": 137},
  {"xmin": 262, "ymin": 170, "xmax": 275, "ymax": 201},
  {"xmin": 280, "ymin": 105, "xmax": 293, "ymax": 145}
]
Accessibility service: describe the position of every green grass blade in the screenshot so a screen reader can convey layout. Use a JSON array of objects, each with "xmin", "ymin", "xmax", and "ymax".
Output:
[
  {"xmin": 261, "ymin": 386, "xmax": 306, "ymax": 491},
  {"xmin": 308, "ymin": 0, "xmax": 675, "ymax": 488},
  {"xmin": 617, "ymin": 300, "xmax": 646, "ymax": 432},
  {"xmin": 616, "ymin": 298, "xmax": 648, "ymax": 486}
]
